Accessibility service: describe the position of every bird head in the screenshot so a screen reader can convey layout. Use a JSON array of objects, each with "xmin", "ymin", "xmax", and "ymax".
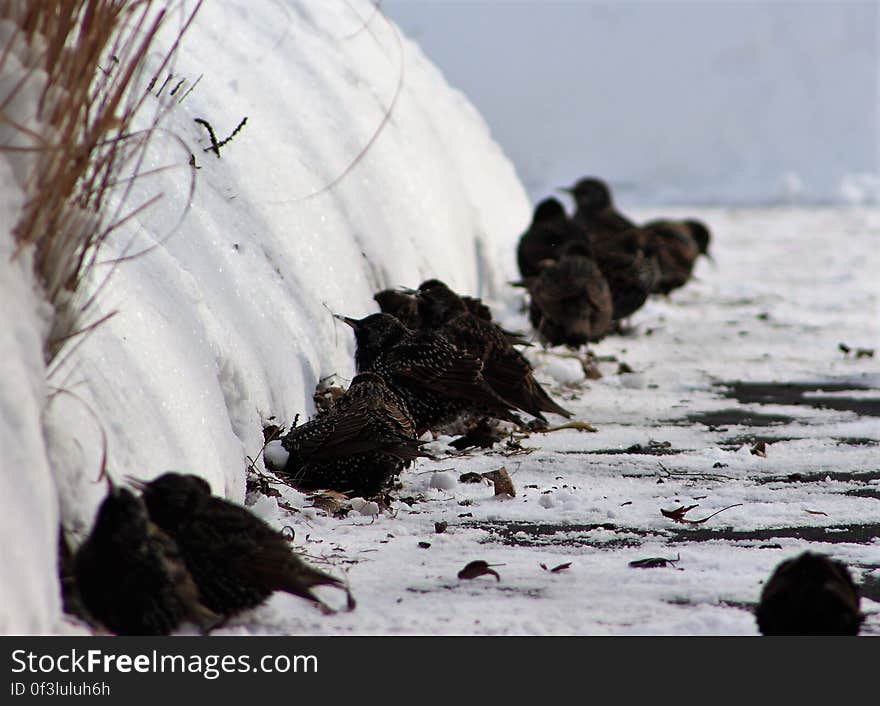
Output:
[
  {"xmin": 559, "ymin": 177, "xmax": 613, "ymax": 211},
  {"xmin": 127, "ymin": 472, "xmax": 211, "ymax": 532}
]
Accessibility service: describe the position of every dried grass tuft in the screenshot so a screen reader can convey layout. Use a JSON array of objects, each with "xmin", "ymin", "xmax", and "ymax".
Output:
[{"xmin": 0, "ymin": 0, "xmax": 201, "ymax": 364}]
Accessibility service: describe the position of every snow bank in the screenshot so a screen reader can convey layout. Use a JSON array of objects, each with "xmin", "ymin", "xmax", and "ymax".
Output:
[
  {"xmin": 0, "ymin": 20, "xmax": 60, "ymax": 634},
  {"xmin": 0, "ymin": 1, "xmax": 530, "ymax": 631}
]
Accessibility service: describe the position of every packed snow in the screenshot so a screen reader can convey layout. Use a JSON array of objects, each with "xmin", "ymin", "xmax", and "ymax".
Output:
[{"xmin": 1, "ymin": 1, "xmax": 878, "ymax": 636}]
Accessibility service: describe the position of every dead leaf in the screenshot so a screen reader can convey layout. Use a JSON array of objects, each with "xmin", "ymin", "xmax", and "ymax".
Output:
[
  {"xmin": 660, "ymin": 504, "xmax": 699, "ymax": 522},
  {"xmin": 856, "ymin": 348, "xmax": 875, "ymax": 359},
  {"xmin": 805, "ymin": 509, "xmax": 829, "ymax": 517},
  {"xmin": 458, "ymin": 560, "xmax": 501, "ymax": 582},
  {"xmin": 629, "ymin": 554, "xmax": 681, "ymax": 569},
  {"xmin": 482, "ymin": 467, "xmax": 516, "ymax": 497},
  {"xmin": 434, "ymin": 521, "xmax": 448, "ymax": 534},
  {"xmin": 751, "ymin": 441, "xmax": 767, "ymax": 457},
  {"xmin": 418, "ymin": 541, "xmax": 431, "ymax": 549},
  {"xmin": 540, "ymin": 562, "xmax": 572, "ymax": 573},
  {"xmin": 660, "ymin": 503, "xmax": 743, "ymax": 525},
  {"xmin": 308, "ymin": 490, "xmax": 350, "ymax": 514}
]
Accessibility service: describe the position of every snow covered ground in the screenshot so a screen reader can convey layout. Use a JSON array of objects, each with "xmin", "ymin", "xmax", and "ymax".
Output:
[
  {"xmin": 179, "ymin": 205, "xmax": 878, "ymax": 636},
  {"xmin": 2, "ymin": 1, "xmax": 878, "ymax": 636}
]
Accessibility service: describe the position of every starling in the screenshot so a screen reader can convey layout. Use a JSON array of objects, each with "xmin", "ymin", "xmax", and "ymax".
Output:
[
  {"xmin": 516, "ymin": 198, "xmax": 581, "ymax": 279},
  {"xmin": 527, "ymin": 239, "xmax": 613, "ymax": 347},
  {"xmin": 460, "ymin": 293, "xmax": 532, "ymax": 347},
  {"xmin": 415, "ymin": 279, "xmax": 572, "ymax": 422},
  {"xmin": 280, "ymin": 371, "xmax": 427, "ymax": 497},
  {"xmin": 756, "ymin": 551, "xmax": 862, "ymax": 636},
  {"xmin": 131, "ymin": 472, "xmax": 350, "ymax": 617},
  {"xmin": 590, "ymin": 228, "xmax": 660, "ymax": 321},
  {"xmin": 338, "ymin": 312, "xmax": 520, "ymax": 434},
  {"xmin": 643, "ymin": 218, "xmax": 712, "ymax": 295},
  {"xmin": 561, "ymin": 177, "xmax": 636, "ymax": 243},
  {"xmin": 373, "ymin": 288, "xmax": 421, "ymax": 329},
  {"xmin": 74, "ymin": 481, "xmax": 219, "ymax": 635}
]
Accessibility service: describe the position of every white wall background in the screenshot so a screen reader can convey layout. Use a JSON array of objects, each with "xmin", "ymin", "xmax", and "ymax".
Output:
[{"xmin": 385, "ymin": 0, "xmax": 879, "ymax": 205}]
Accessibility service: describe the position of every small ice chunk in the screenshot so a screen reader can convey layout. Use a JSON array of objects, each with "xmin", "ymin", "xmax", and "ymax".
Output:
[
  {"xmin": 429, "ymin": 471, "xmax": 457, "ymax": 490},
  {"xmin": 541, "ymin": 357, "xmax": 584, "ymax": 386},
  {"xmin": 358, "ymin": 501, "xmax": 380, "ymax": 516},
  {"xmin": 264, "ymin": 439, "xmax": 289, "ymax": 468}
]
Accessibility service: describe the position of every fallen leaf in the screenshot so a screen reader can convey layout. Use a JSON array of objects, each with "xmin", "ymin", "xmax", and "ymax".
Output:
[
  {"xmin": 751, "ymin": 441, "xmax": 767, "ymax": 457},
  {"xmin": 418, "ymin": 541, "xmax": 431, "ymax": 549},
  {"xmin": 660, "ymin": 504, "xmax": 699, "ymax": 522},
  {"xmin": 660, "ymin": 503, "xmax": 743, "ymax": 525},
  {"xmin": 856, "ymin": 348, "xmax": 875, "ymax": 359},
  {"xmin": 482, "ymin": 467, "xmax": 516, "ymax": 497},
  {"xmin": 308, "ymin": 490, "xmax": 350, "ymax": 514},
  {"xmin": 434, "ymin": 521, "xmax": 448, "ymax": 534},
  {"xmin": 458, "ymin": 560, "xmax": 501, "ymax": 582},
  {"xmin": 805, "ymin": 509, "xmax": 829, "ymax": 517},
  {"xmin": 629, "ymin": 554, "xmax": 681, "ymax": 569}
]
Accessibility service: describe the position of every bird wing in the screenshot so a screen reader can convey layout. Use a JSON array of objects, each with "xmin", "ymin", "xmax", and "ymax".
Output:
[{"xmin": 384, "ymin": 335, "xmax": 517, "ymax": 414}]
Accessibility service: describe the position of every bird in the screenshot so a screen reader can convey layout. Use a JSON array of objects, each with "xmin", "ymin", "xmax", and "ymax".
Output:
[
  {"xmin": 74, "ymin": 479, "xmax": 219, "ymax": 635},
  {"xmin": 130, "ymin": 472, "xmax": 351, "ymax": 618},
  {"xmin": 526, "ymin": 239, "xmax": 613, "ymax": 347},
  {"xmin": 373, "ymin": 288, "xmax": 421, "ymax": 329},
  {"xmin": 415, "ymin": 279, "xmax": 572, "ymax": 422},
  {"xmin": 756, "ymin": 551, "xmax": 862, "ymax": 636},
  {"xmin": 559, "ymin": 177, "xmax": 659, "ymax": 322},
  {"xmin": 642, "ymin": 218, "xmax": 712, "ymax": 295},
  {"xmin": 561, "ymin": 177, "xmax": 636, "ymax": 243},
  {"xmin": 280, "ymin": 371, "xmax": 427, "ymax": 497},
  {"xmin": 590, "ymin": 227, "xmax": 660, "ymax": 321},
  {"xmin": 516, "ymin": 198, "xmax": 581, "ymax": 279},
  {"xmin": 337, "ymin": 312, "xmax": 521, "ymax": 434}
]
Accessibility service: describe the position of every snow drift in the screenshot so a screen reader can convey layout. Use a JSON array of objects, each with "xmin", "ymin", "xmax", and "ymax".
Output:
[{"xmin": 1, "ymin": 0, "xmax": 530, "ymax": 633}]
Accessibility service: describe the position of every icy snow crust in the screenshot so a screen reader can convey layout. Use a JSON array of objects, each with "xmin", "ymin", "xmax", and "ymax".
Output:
[
  {"xmin": 2, "ymin": 2, "xmax": 877, "ymax": 635},
  {"xmin": 0, "ymin": 20, "xmax": 60, "ymax": 634}
]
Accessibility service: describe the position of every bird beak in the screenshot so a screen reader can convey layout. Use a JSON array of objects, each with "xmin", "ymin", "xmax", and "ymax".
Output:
[
  {"xmin": 556, "ymin": 186, "xmax": 573, "ymax": 195},
  {"xmin": 397, "ymin": 286, "xmax": 417, "ymax": 295},
  {"xmin": 333, "ymin": 314, "xmax": 360, "ymax": 329},
  {"xmin": 125, "ymin": 474, "xmax": 148, "ymax": 492}
]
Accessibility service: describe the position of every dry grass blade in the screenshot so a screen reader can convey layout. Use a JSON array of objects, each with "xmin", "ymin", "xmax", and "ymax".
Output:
[{"xmin": 1, "ymin": 0, "xmax": 202, "ymax": 367}]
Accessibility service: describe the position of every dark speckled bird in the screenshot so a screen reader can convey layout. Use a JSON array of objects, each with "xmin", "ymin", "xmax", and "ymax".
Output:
[
  {"xmin": 415, "ymin": 279, "xmax": 571, "ymax": 421},
  {"xmin": 373, "ymin": 289, "xmax": 421, "ymax": 329},
  {"xmin": 527, "ymin": 240, "xmax": 613, "ymax": 348},
  {"xmin": 562, "ymin": 177, "xmax": 636, "ymax": 243},
  {"xmin": 643, "ymin": 218, "xmax": 712, "ymax": 295},
  {"xmin": 516, "ymin": 198, "xmax": 581, "ymax": 279},
  {"xmin": 590, "ymin": 228, "xmax": 660, "ymax": 321},
  {"xmin": 756, "ymin": 551, "xmax": 862, "ymax": 636},
  {"xmin": 280, "ymin": 371, "xmax": 426, "ymax": 497},
  {"xmin": 338, "ymin": 312, "xmax": 520, "ymax": 434},
  {"xmin": 131, "ymin": 472, "xmax": 350, "ymax": 617},
  {"xmin": 74, "ymin": 481, "xmax": 219, "ymax": 635}
]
